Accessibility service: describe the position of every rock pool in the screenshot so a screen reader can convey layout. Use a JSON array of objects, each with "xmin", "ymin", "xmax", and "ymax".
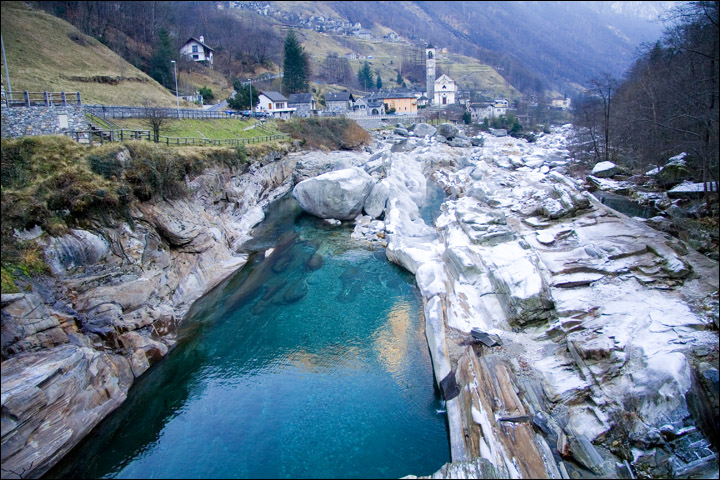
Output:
[{"xmin": 46, "ymin": 194, "xmax": 450, "ymax": 479}]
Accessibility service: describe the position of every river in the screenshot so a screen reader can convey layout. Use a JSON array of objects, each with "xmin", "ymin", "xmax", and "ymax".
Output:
[{"xmin": 46, "ymin": 189, "xmax": 450, "ymax": 479}]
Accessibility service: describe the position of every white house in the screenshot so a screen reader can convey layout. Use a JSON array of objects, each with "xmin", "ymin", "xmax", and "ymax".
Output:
[
  {"xmin": 433, "ymin": 74, "xmax": 456, "ymax": 106},
  {"xmin": 492, "ymin": 99, "xmax": 509, "ymax": 117},
  {"xmin": 180, "ymin": 36, "xmax": 215, "ymax": 65},
  {"xmin": 468, "ymin": 103, "xmax": 494, "ymax": 123},
  {"xmin": 551, "ymin": 97, "xmax": 571, "ymax": 110},
  {"xmin": 257, "ymin": 91, "xmax": 295, "ymax": 118},
  {"xmin": 467, "ymin": 99, "xmax": 510, "ymax": 123}
]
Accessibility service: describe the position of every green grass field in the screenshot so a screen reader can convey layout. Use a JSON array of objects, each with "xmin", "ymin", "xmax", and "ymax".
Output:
[{"xmin": 111, "ymin": 118, "xmax": 284, "ymax": 140}]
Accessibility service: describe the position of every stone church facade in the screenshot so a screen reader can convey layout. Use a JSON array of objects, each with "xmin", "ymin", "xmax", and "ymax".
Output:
[{"xmin": 433, "ymin": 74, "xmax": 456, "ymax": 106}]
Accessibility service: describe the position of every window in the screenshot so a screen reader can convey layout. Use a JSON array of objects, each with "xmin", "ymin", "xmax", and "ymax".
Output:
[
  {"xmin": 193, "ymin": 54, "xmax": 199, "ymax": 60},
  {"xmin": 192, "ymin": 45, "xmax": 199, "ymax": 53}
]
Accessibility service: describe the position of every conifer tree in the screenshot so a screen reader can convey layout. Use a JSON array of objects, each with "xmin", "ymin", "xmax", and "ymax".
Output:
[
  {"xmin": 282, "ymin": 30, "xmax": 309, "ymax": 95},
  {"xmin": 376, "ymin": 75, "xmax": 382, "ymax": 90},
  {"xmin": 149, "ymin": 28, "xmax": 174, "ymax": 90},
  {"xmin": 358, "ymin": 61, "xmax": 374, "ymax": 91}
]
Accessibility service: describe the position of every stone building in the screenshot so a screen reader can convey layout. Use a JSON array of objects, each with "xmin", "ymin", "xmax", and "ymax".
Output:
[{"xmin": 288, "ymin": 93, "xmax": 316, "ymax": 117}]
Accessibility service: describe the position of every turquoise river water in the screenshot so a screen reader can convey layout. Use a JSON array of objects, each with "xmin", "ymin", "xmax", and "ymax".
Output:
[{"xmin": 46, "ymin": 184, "xmax": 450, "ymax": 479}]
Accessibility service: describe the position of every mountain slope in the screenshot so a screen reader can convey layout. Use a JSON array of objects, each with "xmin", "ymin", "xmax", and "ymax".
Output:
[
  {"xmin": 1, "ymin": 2, "xmax": 186, "ymax": 106},
  {"xmin": 270, "ymin": 0, "xmax": 672, "ymax": 94}
]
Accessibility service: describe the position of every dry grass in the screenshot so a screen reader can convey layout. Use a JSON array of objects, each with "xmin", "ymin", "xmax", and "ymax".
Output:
[
  {"xmin": 278, "ymin": 117, "xmax": 370, "ymax": 151},
  {"xmin": 181, "ymin": 67, "xmax": 233, "ymax": 105},
  {"xmin": 0, "ymin": 134, "xmax": 293, "ymax": 292},
  {"xmin": 0, "ymin": 2, "xmax": 189, "ymax": 107}
]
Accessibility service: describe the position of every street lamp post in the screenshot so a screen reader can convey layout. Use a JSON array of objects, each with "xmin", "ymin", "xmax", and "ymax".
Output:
[
  {"xmin": 171, "ymin": 60, "xmax": 180, "ymax": 118},
  {"xmin": 1, "ymin": 33, "xmax": 12, "ymax": 101},
  {"xmin": 248, "ymin": 78, "xmax": 253, "ymax": 112}
]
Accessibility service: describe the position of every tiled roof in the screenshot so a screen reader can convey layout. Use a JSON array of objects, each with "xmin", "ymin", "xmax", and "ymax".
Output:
[
  {"xmin": 326, "ymin": 92, "xmax": 354, "ymax": 102},
  {"xmin": 261, "ymin": 91, "xmax": 289, "ymax": 102},
  {"xmin": 183, "ymin": 37, "xmax": 215, "ymax": 51},
  {"xmin": 288, "ymin": 93, "xmax": 314, "ymax": 103}
]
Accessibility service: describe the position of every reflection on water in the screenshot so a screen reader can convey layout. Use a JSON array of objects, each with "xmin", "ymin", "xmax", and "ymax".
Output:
[
  {"xmin": 373, "ymin": 301, "xmax": 413, "ymax": 377},
  {"xmin": 46, "ymin": 194, "xmax": 449, "ymax": 480}
]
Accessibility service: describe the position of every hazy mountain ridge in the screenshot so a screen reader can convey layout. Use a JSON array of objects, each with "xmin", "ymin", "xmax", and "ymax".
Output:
[{"xmin": 266, "ymin": 0, "xmax": 677, "ymax": 94}]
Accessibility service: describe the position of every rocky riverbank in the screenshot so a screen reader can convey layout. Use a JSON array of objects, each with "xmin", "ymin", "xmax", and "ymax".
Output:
[
  {"xmin": 292, "ymin": 123, "xmax": 719, "ymax": 479},
  {"xmin": 2, "ymin": 123, "xmax": 718, "ymax": 479},
  {"xmin": 1, "ymin": 146, "xmax": 301, "ymax": 478}
]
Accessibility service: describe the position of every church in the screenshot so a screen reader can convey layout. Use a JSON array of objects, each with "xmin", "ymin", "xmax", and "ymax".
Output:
[{"xmin": 425, "ymin": 46, "xmax": 456, "ymax": 106}]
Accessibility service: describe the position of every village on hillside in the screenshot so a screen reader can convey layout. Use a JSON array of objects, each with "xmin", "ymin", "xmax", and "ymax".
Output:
[{"xmin": 179, "ymin": 35, "xmax": 570, "ymax": 132}]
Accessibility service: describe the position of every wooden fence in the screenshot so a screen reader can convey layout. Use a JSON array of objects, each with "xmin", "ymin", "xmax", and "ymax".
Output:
[
  {"xmin": 64, "ymin": 128, "xmax": 288, "ymax": 146},
  {"xmin": 3, "ymin": 91, "xmax": 82, "ymax": 107}
]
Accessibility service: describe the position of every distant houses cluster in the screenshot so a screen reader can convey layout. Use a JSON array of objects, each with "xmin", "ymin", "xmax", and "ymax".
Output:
[
  {"xmin": 179, "ymin": 35, "xmax": 570, "ymax": 121},
  {"xmin": 252, "ymin": 88, "xmax": 424, "ymax": 119}
]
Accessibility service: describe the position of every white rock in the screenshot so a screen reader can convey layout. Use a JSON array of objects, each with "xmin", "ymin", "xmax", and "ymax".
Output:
[
  {"xmin": 292, "ymin": 167, "xmax": 375, "ymax": 220},
  {"xmin": 590, "ymin": 161, "xmax": 617, "ymax": 178}
]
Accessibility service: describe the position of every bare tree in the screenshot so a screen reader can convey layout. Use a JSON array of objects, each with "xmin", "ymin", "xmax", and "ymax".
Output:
[
  {"xmin": 142, "ymin": 99, "xmax": 169, "ymax": 142},
  {"xmin": 589, "ymin": 73, "xmax": 618, "ymax": 163}
]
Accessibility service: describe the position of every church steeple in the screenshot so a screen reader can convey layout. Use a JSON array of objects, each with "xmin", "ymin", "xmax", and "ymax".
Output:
[{"xmin": 425, "ymin": 46, "xmax": 436, "ymax": 106}]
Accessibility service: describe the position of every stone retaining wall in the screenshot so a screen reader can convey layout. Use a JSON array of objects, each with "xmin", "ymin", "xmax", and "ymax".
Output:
[{"xmin": 1, "ymin": 105, "xmax": 87, "ymax": 138}]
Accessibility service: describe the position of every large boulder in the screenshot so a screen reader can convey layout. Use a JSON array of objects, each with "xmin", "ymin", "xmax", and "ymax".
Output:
[
  {"xmin": 413, "ymin": 123, "xmax": 438, "ymax": 137},
  {"xmin": 449, "ymin": 137, "xmax": 472, "ymax": 148},
  {"xmin": 363, "ymin": 179, "xmax": 390, "ymax": 218},
  {"xmin": 657, "ymin": 153, "xmax": 690, "ymax": 188},
  {"xmin": 437, "ymin": 123, "xmax": 459, "ymax": 140},
  {"xmin": 292, "ymin": 167, "xmax": 375, "ymax": 220},
  {"xmin": 590, "ymin": 161, "xmax": 618, "ymax": 178}
]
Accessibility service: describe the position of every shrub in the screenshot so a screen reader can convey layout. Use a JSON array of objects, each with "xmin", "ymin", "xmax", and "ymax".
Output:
[
  {"xmin": 199, "ymin": 86, "xmax": 214, "ymax": 103},
  {"xmin": 88, "ymin": 150, "xmax": 124, "ymax": 180},
  {"xmin": 1, "ymin": 136, "xmax": 85, "ymax": 189},
  {"xmin": 123, "ymin": 142, "xmax": 190, "ymax": 200},
  {"xmin": 1, "ymin": 266, "xmax": 19, "ymax": 294},
  {"xmin": 277, "ymin": 118, "xmax": 370, "ymax": 151}
]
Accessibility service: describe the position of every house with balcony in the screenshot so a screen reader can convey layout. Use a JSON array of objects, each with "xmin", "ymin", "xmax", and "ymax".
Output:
[
  {"xmin": 179, "ymin": 36, "xmax": 215, "ymax": 66},
  {"xmin": 257, "ymin": 91, "xmax": 295, "ymax": 118}
]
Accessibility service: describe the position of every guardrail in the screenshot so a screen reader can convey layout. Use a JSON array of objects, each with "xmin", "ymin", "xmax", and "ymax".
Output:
[
  {"xmin": 3, "ymin": 91, "xmax": 82, "ymax": 107},
  {"xmin": 86, "ymin": 111, "xmax": 121, "ymax": 131},
  {"xmin": 85, "ymin": 104, "xmax": 233, "ymax": 119}
]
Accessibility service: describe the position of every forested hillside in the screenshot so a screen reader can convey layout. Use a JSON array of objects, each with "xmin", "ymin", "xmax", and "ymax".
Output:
[
  {"xmin": 29, "ymin": 1, "xmax": 673, "ymax": 98},
  {"xmin": 572, "ymin": 1, "xmax": 718, "ymax": 194},
  {"xmin": 34, "ymin": 1, "xmax": 284, "ymax": 90},
  {"xmin": 0, "ymin": 2, "xmax": 185, "ymax": 106}
]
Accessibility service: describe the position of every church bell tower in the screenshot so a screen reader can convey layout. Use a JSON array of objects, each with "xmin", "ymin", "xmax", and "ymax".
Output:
[{"xmin": 425, "ymin": 46, "xmax": 436, "ymax": 106}]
